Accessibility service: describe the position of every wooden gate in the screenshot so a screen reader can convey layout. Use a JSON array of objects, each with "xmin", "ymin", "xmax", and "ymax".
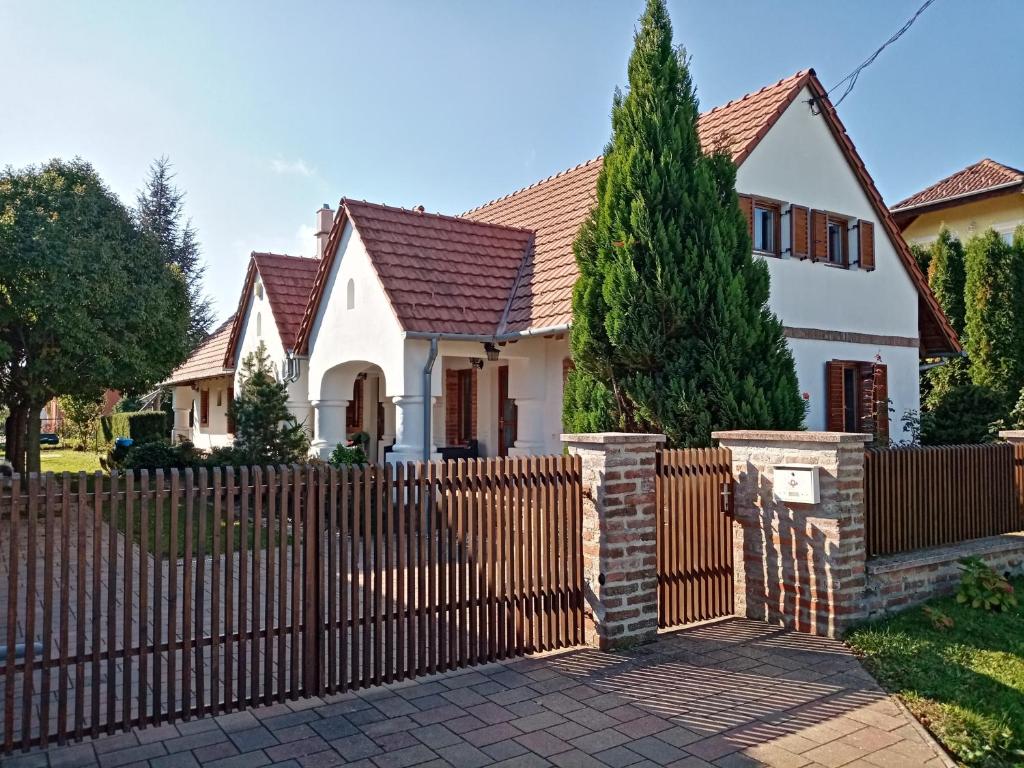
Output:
[
  {"xmin": 655, "ymin": 448, "xmax": 735, "ymax": 627},
  {"xmin": 0, "ymin": 457, "xmax": 583, "ymax": 753}
]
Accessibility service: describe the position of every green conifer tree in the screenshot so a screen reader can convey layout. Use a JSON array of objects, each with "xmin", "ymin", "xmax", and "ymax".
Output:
[
  {"xmin": 964, "ymin": 228, "xmax": 1024, "ymax": 402},
  {"xmin": 563, "ymin": 0, "xmax": 805, "ymax": 447},
  {"xmin": 230, "ymin": 342, "xmax": 309, "ymax": 466},
  {"xmin": 927, "ymin": 227, "xmax": 967, "ymax": 337}
]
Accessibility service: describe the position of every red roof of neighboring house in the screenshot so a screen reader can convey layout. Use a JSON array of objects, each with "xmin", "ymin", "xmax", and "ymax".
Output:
[
  {"xmin": 891, "ymin": 158, "xmax": 1024, "ymax": 215},
  {"xmin": 223, "ymin": 252, "xmax": 320, "ymax": 367},
  {"xmin": 293, "ymin": 68, "xmax": 958, "ymax": 356},
  {"xmin": 166, "ymin": 316, "xmax": 235, "ymax": 385},
  {"xmin": 295, "ymin": 200, "xmax": 534, "ymax": 348}
]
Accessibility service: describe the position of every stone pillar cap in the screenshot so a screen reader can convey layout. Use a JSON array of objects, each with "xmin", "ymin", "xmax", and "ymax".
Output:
[
  {"xmin": 712, "ymin": 430, "xmax": 872, "ymax": 444},
  {"xmin": 560, "ymin": 432, "xmax": 666, "ymax": 444}
]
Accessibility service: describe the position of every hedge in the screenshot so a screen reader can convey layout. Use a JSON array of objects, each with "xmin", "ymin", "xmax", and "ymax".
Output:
[{"xmin": 97, "ymin": 410, "xmax": 169, "ymax": 445}]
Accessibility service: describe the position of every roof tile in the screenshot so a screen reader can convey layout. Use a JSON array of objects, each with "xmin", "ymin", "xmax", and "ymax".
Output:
[
  {"xmin": 463, "ymin": 70, "xmax": 812, "ymax": 332},
  {"xmin": 891, "ymin": 158, "xmax": 1024, "ymax": 212},
  {"xmin": 166, "ymin": 316, "xmax": 235, "ymax": 385},
  {"xmin": 343, "ymin": 199, "xmax": 533, "ymax": 335}
]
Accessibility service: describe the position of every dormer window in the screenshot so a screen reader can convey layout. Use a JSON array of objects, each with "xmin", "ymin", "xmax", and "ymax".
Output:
[{"xmin": 753, "ymin": 203, "xmax": 780, "ymax": 256}]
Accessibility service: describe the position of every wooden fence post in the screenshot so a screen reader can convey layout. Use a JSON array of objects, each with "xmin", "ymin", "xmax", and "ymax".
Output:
[{"xmin": 561, "ymin": 432, "xmax": 664, "ymax": 650}]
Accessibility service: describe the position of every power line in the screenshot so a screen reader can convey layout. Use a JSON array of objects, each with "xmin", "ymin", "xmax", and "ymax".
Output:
[{"xmin": 814, "ymin": 0, "xmax": 939, "ymax": 111}]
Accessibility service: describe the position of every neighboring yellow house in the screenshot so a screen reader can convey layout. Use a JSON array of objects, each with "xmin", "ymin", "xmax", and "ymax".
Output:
[{"xmin": 891, "ymin": 158, "xmax": 1024, "ymax": 246}]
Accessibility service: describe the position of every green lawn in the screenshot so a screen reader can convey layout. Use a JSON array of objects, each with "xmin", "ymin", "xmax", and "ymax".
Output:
[
  {"xmin": 847, "ymin": 578, "xmax": 1024, "ymax": 767},
  {"xmin": 39, "ymin": 448, "xmax": 104, "ymax": 474}
]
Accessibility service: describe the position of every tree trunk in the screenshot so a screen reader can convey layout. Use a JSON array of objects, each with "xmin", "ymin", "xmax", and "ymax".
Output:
[
  {"xmin": 25, "ymin": 406, "xmax": 42, "ymax": 474},
  {"xmin": 5, "ymin": 404, "xmax": 28, "ymax": 473}
]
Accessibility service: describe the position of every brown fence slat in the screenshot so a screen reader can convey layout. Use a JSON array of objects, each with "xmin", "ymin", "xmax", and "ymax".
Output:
[
  {"xmin": 864, "ymin": 443, "xmax": 1024, "ymax": 557},
  {"xmin": 656, "ymin": 448, "xmax": 735, "ymax": 630},
  {"xmin": 0, "ymin": 453, "xmax": 585, "ymax": 753}
]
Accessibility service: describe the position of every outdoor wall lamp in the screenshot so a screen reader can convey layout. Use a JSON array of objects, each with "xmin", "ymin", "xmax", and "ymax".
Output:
[
  {"xmin": 469, "ymin": 358, "xmax": 484, "ymax": 370},
  {"xmin": 483, "ymin": 342, "xmax": 500, "ymax": 362}
]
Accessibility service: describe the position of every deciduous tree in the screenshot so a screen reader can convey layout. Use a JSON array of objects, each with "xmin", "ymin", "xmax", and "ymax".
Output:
[{"xmin": 0, "ymin": 159, "xmax": 190, "ymax": 472}]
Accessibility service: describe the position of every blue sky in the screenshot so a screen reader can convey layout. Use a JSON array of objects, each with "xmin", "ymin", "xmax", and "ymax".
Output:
[{"xmin": 4, "ymin": 1, "xmax": 1022, "ymax": 322}]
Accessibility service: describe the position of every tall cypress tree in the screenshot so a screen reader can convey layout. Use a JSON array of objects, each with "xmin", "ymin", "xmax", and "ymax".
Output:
[
  {"xmin": 927, "ymin": 227, "xmax": 966, "ymax": 337},
  {"xmin": 563, "ymin": 0, "xmax": 805, "ymax": 447},
  {"xmin": 136, "ymin": 157, "xmax": 214, "ymax": 351},
  {"xmin": 964, "ymin": 228, "xmax": 1024, "ymax": 401}
]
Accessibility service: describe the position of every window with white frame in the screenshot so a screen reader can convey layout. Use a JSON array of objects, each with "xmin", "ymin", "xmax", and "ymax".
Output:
[{"xmin": 753, "ymin": 204, "xmax": 778, "ymax": 255}]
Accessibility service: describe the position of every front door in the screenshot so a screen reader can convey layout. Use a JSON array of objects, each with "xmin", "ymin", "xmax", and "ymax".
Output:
[{"xmin": 497, "ymin": 365, "xmax": 517, "ymax": 457}]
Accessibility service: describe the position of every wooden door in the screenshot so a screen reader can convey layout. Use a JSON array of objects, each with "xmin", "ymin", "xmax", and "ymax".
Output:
[{"xmin": 497, "ymin": 366, "xmax": 517, "ymax": 457}]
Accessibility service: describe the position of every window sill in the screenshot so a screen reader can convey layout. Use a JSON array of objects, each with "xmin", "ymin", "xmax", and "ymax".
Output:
[
  {"xmin": 822, "ymin": 261, "xmax": 850, "ymax": 270},
  {"xmin": 753, "ymin": 249, "xmax": 781, "ymax": 259}
]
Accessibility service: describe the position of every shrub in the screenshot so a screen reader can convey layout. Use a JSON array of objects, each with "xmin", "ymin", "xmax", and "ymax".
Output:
[
  {"xmin": 204, "ymin": 445, "xmax": 247, "ymax": 468},
  {"xmin": 330, "ymin": 443, "xmax": 367, "ymax": 467},
  {"xmin": 231, "ymin": 343, "xmax": 309, "ymax": 465},
  {"xmin": 121, "ymin": 440, "xmax": 192, "ymax": 471},
  {"xmin": 919, "ymin": 383, "xmax": 1006, "ymax": 445},
  {"xmin": 97, "ymin": 410, "xmax": 169, "ymax": 445},
  {"xmin": 956, "ymin": 557, "xmax": 1018, "ymax": 612}
]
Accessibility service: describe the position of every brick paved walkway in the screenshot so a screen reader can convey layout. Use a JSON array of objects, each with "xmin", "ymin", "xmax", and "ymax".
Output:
[{"xmin": 13, "ymin": 618, "xmax": 951, "ymax": 768}]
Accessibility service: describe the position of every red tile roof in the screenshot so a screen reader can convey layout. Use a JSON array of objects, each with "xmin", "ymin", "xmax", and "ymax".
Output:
[
  {"xmin": 166, "ymin": 316, "xmax": 235, "ymax": 385},
  {"xmin": 253, "ymin": 253, "xmax": 321, "ymax": 345},
  {"xmin": 223, "ymin": 252, "xmax": 320, "ymax": 367},
  {"xmin": 297, "ymin": 200, "xmax": 534, "ymax": 345},
  {"xmin": 293, "ymin": 68, "xmax": 958, "ymax": 356},
  {"xmin": 891, "ymin": 158, "xmax": 1024, "ymax": 213},
  {"xmin": 464, "ymin": 70, "xmax": 814, "ymax": 333}
]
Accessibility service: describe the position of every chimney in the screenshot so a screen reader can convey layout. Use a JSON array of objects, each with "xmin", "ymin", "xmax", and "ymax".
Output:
[{"xmin": 315, "ymin": 204, "xmax": 333, "ymax": 258}]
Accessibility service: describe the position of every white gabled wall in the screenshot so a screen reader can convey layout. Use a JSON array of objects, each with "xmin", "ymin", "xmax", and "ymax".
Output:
[
  {"xmin": 737, "ymin": 85, "xmax": 922, "ymax": 435},
  {"xmin": 306, "ymin": 222, "xmax": 408, "ymax": 398}
]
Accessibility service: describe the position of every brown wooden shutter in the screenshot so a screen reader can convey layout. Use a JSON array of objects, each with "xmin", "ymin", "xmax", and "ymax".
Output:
[
  {"xmin": 790, "ymin": 205, "xmax": 810, "ymax": 259},
  {"xmin": 738, "ymin": 194, "xmax": 753, "ymax": 239},
  {"xmin": 873, "ymin": 363, "xmax": 889, "ymax": 444},
  {"xmin": 811, "ymin": 210, "xmax": 828, "ymax": 261},
  {"xmin": 200, "ymin": 389, "xmax": 209, "ymax": 427},
  {"xmin": 445, "ymin": 369, "xmax": 459, "ymax": 445},
  {"xmin": 347, "ymin": 378, "xmax": 363, "ymax": 431},
  {"xmin": 226, "ymin": 387, "xmax": 235, "ymax": 434},
  {"xmin": 858, "ymin": 219, "xmax": 875, "ymax": 270},
  {"xmin": 825, "ymin": 361, "xmax": 845, "ymax": 431}
]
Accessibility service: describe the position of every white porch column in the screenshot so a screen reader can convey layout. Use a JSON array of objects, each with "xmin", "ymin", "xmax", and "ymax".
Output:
[
  {"xmin": 172, "ymin": 386, "xmax": 193, "ymax": 444},
  {"xmin": 379, "ymin": 396, "xmax": 396, "ymax": 464},
  {"xmin": 310, "ymin": 398, "xmax": 348, "ymax": 460},
  {"xmin": 509, "ymin": 398, "xmax": 545, "ymax": 456},
  {"xmin": 506, "ymin": 356, "xmax": 547, "ymax": 456},
  {"xmin": 388, "ymin": 395, "xmax": 440, "ymax": 465}
]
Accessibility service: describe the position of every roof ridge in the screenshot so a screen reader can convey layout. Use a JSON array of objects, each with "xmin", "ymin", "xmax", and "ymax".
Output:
[
  {"xmin": 253, "ymin": 251, "xmax": 318, "ymax": 262},
  {"xmin": 462, "ymin": 156, "xmax": 604, "ymax": 216},
  {"xmin": 700, "ymin": 68, "xmax": 811, "ymax": 117},
  {"xmin": 343, "ymin": 197, "xmax": 535, "ymax": 236},
  {"xmin": 463, "ymin": 68, "xmax": 812, "ymax": 217},
  {"xmin": 892, "ymin": 156, "xmax": 1024, "ymax": 211}
]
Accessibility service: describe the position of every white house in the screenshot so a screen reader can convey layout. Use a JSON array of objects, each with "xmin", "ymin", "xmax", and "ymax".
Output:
[{"xmin": 172, "ymin": 68, "xmax": 959, "ymax": 462}]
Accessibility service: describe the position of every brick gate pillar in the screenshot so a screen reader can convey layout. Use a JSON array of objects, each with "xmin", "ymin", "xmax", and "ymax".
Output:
[
  {"xmin": 712, "ymin": 430, "xmax": 872, "ymax": 638},
  {"xmin": 562, "ymin": 432, "xmax": 665, "ymax": 650}
]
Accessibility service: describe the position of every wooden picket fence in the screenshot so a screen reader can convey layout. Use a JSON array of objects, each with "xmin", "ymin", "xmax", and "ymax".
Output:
[
  {"xmin": 864, "ymin": 443, "xmax": 1024, "ymax": 557},
  {"xmin": 0, "ymin": 456, "xmax": 584, "ymax": 753},
  {"xmin": 655, "ymin": 448, "xmax": 735, "ymax": 628}
]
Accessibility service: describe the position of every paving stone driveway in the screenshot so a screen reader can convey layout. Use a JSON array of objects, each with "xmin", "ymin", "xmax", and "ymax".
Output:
[{"xmin": 17, "ymin": 618, "xmax": 950, "ymax": 768}]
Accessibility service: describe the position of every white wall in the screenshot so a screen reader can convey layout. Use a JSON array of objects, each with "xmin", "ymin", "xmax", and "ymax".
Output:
[
  {"xmin": 789, "ymin": 339, "xmax": 920, "ymax": 440},
  {"xmin": 171, "ymin": 378, "xmax": 234, "ymax": 450},
  {"xmin": 738, "ymin": 85, "xmax": 923, "ymax": 435}
]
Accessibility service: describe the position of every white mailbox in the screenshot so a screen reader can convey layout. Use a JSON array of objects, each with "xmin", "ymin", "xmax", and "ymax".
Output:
[{"xmin": 773, "ymin": 464, "xmax": 820, "ymax": 504}]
